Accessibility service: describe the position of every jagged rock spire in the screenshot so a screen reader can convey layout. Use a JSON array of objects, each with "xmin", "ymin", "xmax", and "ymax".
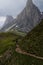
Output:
[
  {"xmin": 26, "ymin": 0, "xmax": 32, "ymax": 5},
  {"xmin": 27, "ymin": 0, "xmax": 32, "ymax": 3},
  {"xmin": 0, "ymin": 0, "xmax": 41, "ymax": 32}
]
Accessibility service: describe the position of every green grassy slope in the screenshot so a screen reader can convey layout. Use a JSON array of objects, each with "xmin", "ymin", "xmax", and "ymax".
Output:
[
  {"xmin": 0, "ymin": 49, "xmax": 43, "ymax": 65},
  {"xmin": 19, "ymin": 19, "xmax": 43, "ymax": 57},
  {"xmin": 10, "ymin": 29, "xmax": 26, "ymax": 37},
  {"xmin": 0, "ymin": 20, "xmax": 43, "ymax": 65},
  {"xmin": 0, "ymin": 32, "xmax": 22, "ymax": 55},
  {"xmin": 0, "ymin": 33, "xmax": 43, "ymax": 65}
]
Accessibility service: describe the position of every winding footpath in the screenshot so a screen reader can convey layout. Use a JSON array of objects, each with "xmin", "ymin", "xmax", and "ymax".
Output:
[
  {"xmin": 0, "ymin": 55, "xmax": 2, "ymax": 58},
  {"xmin": 15, "ymin": 45, "xmax": 43, "ymax": 60}
]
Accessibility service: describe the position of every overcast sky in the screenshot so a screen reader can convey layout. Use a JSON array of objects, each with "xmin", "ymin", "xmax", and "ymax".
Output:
[
  {"xmin": 0, "ymin": 0, "xmax": 43, "ymax": 16},
  {"xmin": 0, "ymin": 0, "xmax": 43, "ymax": 28},
  {"xmin": 0, "ymin": 0, "xmax": 27, "ymax": 16},
  {"xmin": 0, "ymin": 0, "xmax": 27, "ymax": 28}
]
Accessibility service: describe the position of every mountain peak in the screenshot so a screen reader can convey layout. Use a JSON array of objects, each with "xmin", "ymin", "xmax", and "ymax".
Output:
[
  {"xmin": 27, "ymin": 0, "xmax": 32, "ymax": 4},
  {"xmin": 4, "ymin": 16, "xmax": 13, "ymax": 26},
  {"xmin": 0, "ymin": 0, "xmax": 41, "ymax": 32}
]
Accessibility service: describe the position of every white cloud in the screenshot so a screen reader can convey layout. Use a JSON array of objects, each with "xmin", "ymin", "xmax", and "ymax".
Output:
[{"xmin": 0, "ymin": 17, "xmax": 6, "ymax": 28}]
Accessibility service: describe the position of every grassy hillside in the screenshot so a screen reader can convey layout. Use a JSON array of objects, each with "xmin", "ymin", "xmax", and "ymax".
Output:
[
  {"xmin": 19, "ymin": 19, "xmax": 43, "ymax": 57},
  {"xmin": 0, "ymin": 20, "xmax": 43, "ymax": 65},
  {"xmin": 0, "ymin": 34, "xmax": 43, "ymax": 65},
  {"xmin": 0, "ymin": 32, "xmax": 22, "ymax": 55},
  {"xmin": 10, "ymin": 29, "xmax": 26, "ymax": 37},
  {"xmin": 0, "ymin": 48, "xmax": 43, "ymax": 65}
]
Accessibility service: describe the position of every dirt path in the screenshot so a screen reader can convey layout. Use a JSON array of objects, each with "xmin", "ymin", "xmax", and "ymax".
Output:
[
  {"xmin": 15, "ymin": 45, "xmax": 43, "ymax": 60},
  {"xmin": 0, "ymin": 55, "xmax": 2, "ymax": 58}
]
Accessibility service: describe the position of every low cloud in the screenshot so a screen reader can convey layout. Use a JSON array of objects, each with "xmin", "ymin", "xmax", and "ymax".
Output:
[{"xmin": 0, "ymin": 0, "xmax": 27, "ymax": 16}]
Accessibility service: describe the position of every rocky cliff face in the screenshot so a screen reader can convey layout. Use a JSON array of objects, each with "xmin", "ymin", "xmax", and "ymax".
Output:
[
  {"xmin": 0, "ymin": 16, "xmax": 15, "ymax": 32},
  {"xmin": 1, "ymin": 0, "xmax": 41, "ymax": 32},
  {"xmin": 10, "ymin": 0, "xmax": 41, "ymax": 32}
]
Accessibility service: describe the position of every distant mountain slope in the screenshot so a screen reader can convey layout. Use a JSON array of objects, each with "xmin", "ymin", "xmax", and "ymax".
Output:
[
  {"xmin": 18, "ymin": 19, "xmax": 43, "ymax": 57},
  {"xmin": 0, "ymin": 0, "xmax": 41, "ymax": 32},
  {"xmin": 0, "ymin": 16, "xmax": 15, "ymax": 32},
  {"xmin": 10, "ymin": 0, "xmax": 41, "ymax": 32}
]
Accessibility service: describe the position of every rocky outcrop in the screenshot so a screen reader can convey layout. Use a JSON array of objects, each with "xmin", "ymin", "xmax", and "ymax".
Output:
[
  {"xmin": 0, "ymin": 16, "xmax": 15, "ymax": 32},
  {"xmin": 0, "ymin": 0, "xmax": 41, "ymax": 32},
  {"xmin": 10, "ymin": 0, "xmax": 41, "ymax": 32}
]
